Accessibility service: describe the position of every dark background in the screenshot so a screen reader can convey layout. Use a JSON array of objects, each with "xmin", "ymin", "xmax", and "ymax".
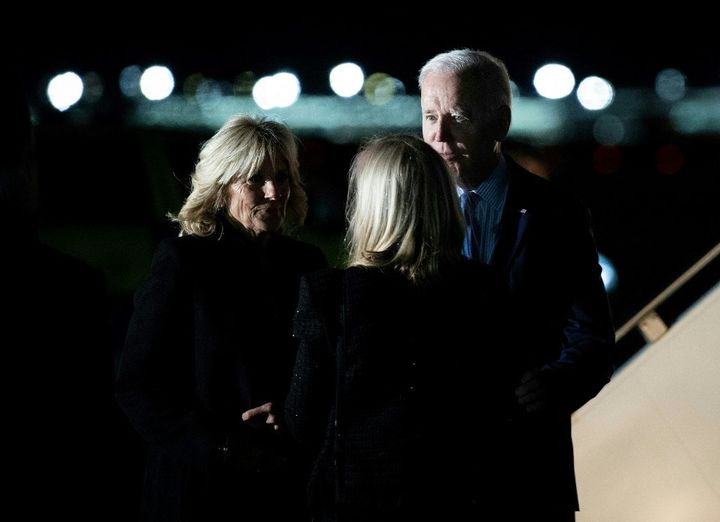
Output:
[{"xmin": 7, "ymin": 14, "xmax": 719, "ymax": 518}]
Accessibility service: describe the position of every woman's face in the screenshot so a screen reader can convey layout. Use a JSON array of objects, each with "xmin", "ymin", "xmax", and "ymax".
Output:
[{"xmin": 227, "ymin": 158, "xmax": 291, "ymax": 235}]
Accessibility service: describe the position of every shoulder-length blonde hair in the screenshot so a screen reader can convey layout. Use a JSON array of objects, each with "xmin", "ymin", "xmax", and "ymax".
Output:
[
  {"xmin": 345, "ymin": 134, "xmax": 465, "ymax": 283},
  {"xmin": 171, "ymin": 114, "xmax": 308, "ymax": 236}
]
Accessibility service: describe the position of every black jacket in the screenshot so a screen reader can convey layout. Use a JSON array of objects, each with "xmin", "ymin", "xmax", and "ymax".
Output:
[
  {"xmin": 491, "ymin": 158, "xmax": 616, "ymax": 512},
  {"xmin": 116, "ymin": 222, "xmax": 327, "ymax": 521},
  {"xmin": 285, "ymin": 263, "xmax": 512, "ymax": 518}
]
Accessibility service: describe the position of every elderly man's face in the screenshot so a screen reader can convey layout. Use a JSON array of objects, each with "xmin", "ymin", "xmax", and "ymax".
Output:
[{"xmin": 421, "ymin": 71, "xmax": 500, "ymax": 188}]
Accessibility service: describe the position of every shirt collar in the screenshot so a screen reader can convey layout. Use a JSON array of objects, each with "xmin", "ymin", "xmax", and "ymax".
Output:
[{"xmin": 457, "ymin": 155, "xmax": 509, "ymax": 212}]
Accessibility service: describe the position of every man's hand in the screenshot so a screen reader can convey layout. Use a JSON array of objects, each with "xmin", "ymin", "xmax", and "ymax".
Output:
[
  {"xmin": 515, "ymin": 368, "xmax": 551, "ymax": 413},
  {"xmin": 242, "ymin": 401, "xmax": 280, "ymax": 431}
]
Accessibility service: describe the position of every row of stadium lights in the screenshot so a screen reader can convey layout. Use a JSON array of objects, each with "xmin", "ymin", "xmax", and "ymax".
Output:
[{"xmin": 45, "ymin": 61, "xmax": 690, "ymax": 113}]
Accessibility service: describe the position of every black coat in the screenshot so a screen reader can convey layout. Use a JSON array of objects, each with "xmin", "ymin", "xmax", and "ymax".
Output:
[
  {"xmin": 116, "ymin": 222, "xmax": 327, "ymax": 522},
  {"xmin": 285, "ymin": 263, "xmax": 512, "ymax": 520},
  {"xmin": 492, "ymin": 158, "xmax": 616, "ymax": 513}
]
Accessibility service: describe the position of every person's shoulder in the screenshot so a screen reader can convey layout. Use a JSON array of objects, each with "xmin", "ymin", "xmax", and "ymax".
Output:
[
  {"xmin": 342, "ymin": 265, "xmax": 408, "ymax": 291},
  {"xmin": 302, "ymin": 266, "xmax": 391, "ymax": 300},
  {"xmin": 155, "ymin": 233, "xmax": 213, "ymax": 254},
  {"xmin": 276, "ymin": 234, "xmax": 323, "ymax": 253},
  {"xmin": 507, "ymin": 156, "xmax": 587, "ymax": 216},
  {"xmin": 275, "ymin": 234, "xmax": 329, "ymax": 269},
  {"xmin": 298, "ymin": 267, "xmax": 345, "ymax": 309},
  {"xmin": 147, "ymin": 234, "xmax": 215, "ymax": 273},
  {"xmin": 507, "ymin": 157, "xmax": 556, "ymax": 198}
]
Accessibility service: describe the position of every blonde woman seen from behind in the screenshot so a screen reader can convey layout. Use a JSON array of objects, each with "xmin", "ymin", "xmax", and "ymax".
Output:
[{"xmin": 280, "ymin": 134, "xmax": 512, "ymax": 522}]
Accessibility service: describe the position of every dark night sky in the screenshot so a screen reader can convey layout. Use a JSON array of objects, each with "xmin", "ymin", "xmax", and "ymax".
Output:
[{"xmin": 11, "ymin": 10, "xmax": 720, "ymax": 97}]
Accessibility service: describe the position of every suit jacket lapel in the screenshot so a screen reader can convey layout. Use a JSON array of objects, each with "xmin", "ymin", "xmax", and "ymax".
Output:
[{"xmin": 491, "ymin": 157, "xmax": 533, "ymax": 272}]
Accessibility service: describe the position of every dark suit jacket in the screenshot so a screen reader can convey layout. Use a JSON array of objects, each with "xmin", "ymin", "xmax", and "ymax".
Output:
[
  {"xmin": 285, "ymin": 263, "xmax": 513, "ymax": 520},
  {"xmin": 116, "ymin": 221, "xmax": 327, "ymax": 522},
  {"xmin": 493, "ymin": 157, "xmax": 615, "ymax": 512}
]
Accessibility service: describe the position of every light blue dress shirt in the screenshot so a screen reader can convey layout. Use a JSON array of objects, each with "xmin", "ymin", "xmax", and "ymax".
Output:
[{"xmin": 458, "ymin": 156, "xmax": 509, "ymax": 263}]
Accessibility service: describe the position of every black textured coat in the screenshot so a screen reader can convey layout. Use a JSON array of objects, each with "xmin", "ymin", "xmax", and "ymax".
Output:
[
  {"xmin": 285, "ymin": 263, "xmax": 512, "ymax": 520},
  {"xmin": 116, "ymin": 222, "xmax": 327, "ymax": 522}
]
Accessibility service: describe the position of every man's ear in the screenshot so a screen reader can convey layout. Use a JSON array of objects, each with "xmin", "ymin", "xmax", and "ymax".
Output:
[{"xmin": 493, "ymin": 104, "xmax": 511, "ymax": 141}]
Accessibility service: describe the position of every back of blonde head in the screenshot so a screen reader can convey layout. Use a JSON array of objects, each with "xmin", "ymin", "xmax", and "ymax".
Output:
[
  {"xmin": 172, "ymin": 115, "xmax": 307, "ymax": 237},
  {"xmin": 346, "ymin": 134, "xmax": 465, "ymax": 283}
]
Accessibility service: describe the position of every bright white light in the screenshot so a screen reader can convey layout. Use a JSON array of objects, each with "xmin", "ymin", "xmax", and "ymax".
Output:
[
  {"xmin": 252, "ymin": 76, "xmax": 275, "ymax": 109},
  {"xmin": 46, "ymin": 71, "xmax": 84, "ymax": 111},
  {"xmin": 140, "ymin": 65, "xmax": 175, "ymax": 101},
  {"xmin": 533, "ymin": 63, "xmax": 575, "ymax": 99},
  {"xmin": 577, "ymin": 76, "xmax": 614, "ymax": 111},
  {"xmin": 598, "ymin": 253, "xmax": 618, "ymax": 292},
  {"xmin": 251, "ymin": 72, "xmax": 301, "ymax": 110},
  {"xmin": 655, "ymin": 68, "xmax": 687, "ymax": 102},
  {"xmin": 272, "ymin": 72, "xmax": 301, "ymax": 108},
  {"xmin": 329, "ymin": 62, "xmax": 364, "ymax": 97}
]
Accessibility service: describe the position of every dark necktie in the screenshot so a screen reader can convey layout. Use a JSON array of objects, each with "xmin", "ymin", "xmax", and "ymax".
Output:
[{"xmin": 460, "ymin": 191, "xmax": 481, "ymax": 260}]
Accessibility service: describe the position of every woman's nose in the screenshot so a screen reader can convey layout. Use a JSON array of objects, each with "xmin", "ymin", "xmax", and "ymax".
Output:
[{"xmin": 264, "ymin": 180, "xmax": 277, "ymax": 199}]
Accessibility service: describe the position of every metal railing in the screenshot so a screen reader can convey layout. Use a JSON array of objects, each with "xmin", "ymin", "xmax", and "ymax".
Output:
[{"xmin": 615, "ymin": 241, "xmax": 720, "ymax": 343}]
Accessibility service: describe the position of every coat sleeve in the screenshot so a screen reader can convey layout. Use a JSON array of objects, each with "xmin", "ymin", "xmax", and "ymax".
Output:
[
  {"xmin": 284, "ymin": 274, "xmax": 334, "ymax": 454},
  {"xmin": 546, "ymin": 202, "xmax": 616, "ymax": 412},
  {"xmin": 115, "ymin": 239, "xmax": 220, "ymax": 470}
]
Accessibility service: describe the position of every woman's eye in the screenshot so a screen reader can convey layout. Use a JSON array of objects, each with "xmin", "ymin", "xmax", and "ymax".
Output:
[{"xmin": 247, "ymin": 175, "xmax": 263, "ymax": 185}]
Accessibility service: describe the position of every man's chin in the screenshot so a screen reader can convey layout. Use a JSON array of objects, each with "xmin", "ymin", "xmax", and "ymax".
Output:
[{"xmin": 446, "ymin": 162, "xmax": 464, "ymax": 181}]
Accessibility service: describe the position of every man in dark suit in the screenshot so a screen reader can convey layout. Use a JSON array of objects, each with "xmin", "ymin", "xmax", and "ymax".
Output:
[{"xmin": 419, "ymin": 49, "xmax": 616, "ymax": 521}]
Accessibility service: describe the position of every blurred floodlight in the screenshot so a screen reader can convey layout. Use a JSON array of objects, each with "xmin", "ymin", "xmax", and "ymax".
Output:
[
  {"xmin": 119, "ymin": 65, "xmax": 142, "ymax": 97},
  {"xmin": 656, "ymin": 68, "xmax": 687, "ymax": 102},
  {"xmin": 183, "ymin": 73, "xmax": 204, "ymax": 97},
  {"xmin": 533, "ymin": 63, "xmax": 575, "ymax": 99},
  {"xmin": 47, "ymin": 71, "xmax": 84, "ymax": 111},
  {"xmin": 577, "ymin": 76, "xmax": 615, "ymax": 110},
  {"xmin": 82, "ymin": 72, "xmax": 104, "ymax": 103},
  {"xmin": 593, "ymin": 114, "xmax": 625, "ymax": 145},
  {"xmin": 140, "ymin": 65, "xmax": 175, "ymax": 101},
  {"xmin": 233, "ymin": 71, "xmax": 256, "ymax": 96},
  {"xmin": 669, "ymin": 90, "xmax": 720, "ymax": 134},
  {"xmin": 598, "ymin": 253, "xmax": 618, "ymax": 292},
  {"xmin": 252, "ymin": 72, "xmax": 301, "ymax": 110},
  {"xmin": 509, "ymin": 79, "xmax": 521, "ymax": 100},
  {"xmin": 329, "ymin": 62, "xmax": 364, "ymax": 97},
  {"xmin": 364, "ymin": 72, "xmax": 404, "ymax": 105},
  {"xmin": 252, "ymin": 76, "xmax": 275, "ymax": 109},
  {"xmin": 272, "ymin": 72, "xmax": 301, "ymax": 108}
]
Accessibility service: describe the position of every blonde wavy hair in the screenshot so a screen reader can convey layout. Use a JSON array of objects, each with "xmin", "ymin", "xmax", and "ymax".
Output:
[
  {"xmin": 345, "ymin": 134, "xmax": 465, "ymax": 283},
  {"xmin": 171, "ymin": 115, "xmax": 307, "ymax": 237}
]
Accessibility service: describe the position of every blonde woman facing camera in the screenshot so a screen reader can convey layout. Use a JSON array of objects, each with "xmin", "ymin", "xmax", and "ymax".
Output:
[
  {"xmin": 250, "ymin": 134, "xmax": 512, "ymax": 521},
  {"xmin": 116, "ymin": 115, "xmax": 327, "ymax": 522}
]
